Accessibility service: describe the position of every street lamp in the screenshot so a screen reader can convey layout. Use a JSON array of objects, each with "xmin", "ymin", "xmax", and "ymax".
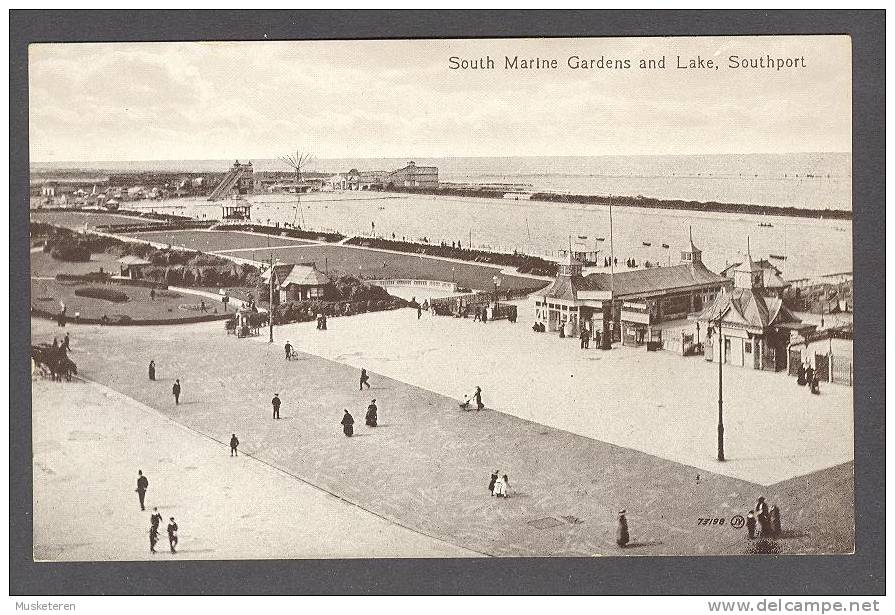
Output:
[
  {"xmin": 714, "ymin": 309, "xmax": 725, "ymax": 462},
  {"xmin": 493, "ymin": 275, "xmax": 501, "ymax": 310}
]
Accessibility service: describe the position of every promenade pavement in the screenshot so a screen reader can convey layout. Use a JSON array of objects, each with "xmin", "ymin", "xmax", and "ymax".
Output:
[
  {"xmin": 32, "ymin": 377, "xmax": 474, "ymax": 560},
  {"xmin": 32, "ymin": 317, "xmax": 853, "ymax": 557},
  {"xmin": 282, "ymin": 309, "xmax": 853, "ymax": 486}
]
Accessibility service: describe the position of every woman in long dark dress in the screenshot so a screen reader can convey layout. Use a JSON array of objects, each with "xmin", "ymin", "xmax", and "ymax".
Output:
[
  {"xmin": 148, "ymin": 360, "xmax": 156, "ymax": 381},
  {"xmin": 796, "ymin": 363, "xmax": 807, "ymax": 385},
  {"xmin": 341, "ymin": 409, "xmax": 355, "ymax": 437},
  {"xmin": 616, "ymin": 510, "xmax": 630, "ymax": 548},
  {"xmin": 365, "ymin": 400, "xmax": 378, "ymax": 427}
]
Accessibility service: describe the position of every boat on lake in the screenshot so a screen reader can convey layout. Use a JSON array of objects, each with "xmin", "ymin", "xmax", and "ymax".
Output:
[
  {"xmin": 769, "ymin": 254, "xmax": 787, "ymax": 260},
  {"xmin": 642, "ymin": 242, "xmax": 651, "ymax": 247}
]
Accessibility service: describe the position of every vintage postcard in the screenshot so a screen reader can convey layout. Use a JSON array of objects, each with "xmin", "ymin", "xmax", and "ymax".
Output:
[{"xmin": 28, "ymin": 34, "xmax": 854, "ymax": 561}]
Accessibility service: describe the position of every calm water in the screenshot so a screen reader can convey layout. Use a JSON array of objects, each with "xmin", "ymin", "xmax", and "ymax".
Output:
[
  {"xmin": 127, "ymin": 191, "xmax": 852, "ymax": 281},
  {"xmin": 35, "ymin": 153, "xmax": 852, "ymax": 279}
]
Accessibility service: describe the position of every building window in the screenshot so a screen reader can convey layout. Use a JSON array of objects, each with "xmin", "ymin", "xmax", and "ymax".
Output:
[
  {"xmin": 308, "ymin": 287, "xmax": 322, "ymax": 298},
  {"xmin": 745, "ymin": 342, "xmax": 752, "ymax": 353}
]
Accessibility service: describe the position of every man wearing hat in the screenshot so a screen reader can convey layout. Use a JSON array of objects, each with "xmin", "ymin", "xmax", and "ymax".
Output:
[{"xmin": 271, "ymin": 393, "xmax": 281, "ymax": 420}]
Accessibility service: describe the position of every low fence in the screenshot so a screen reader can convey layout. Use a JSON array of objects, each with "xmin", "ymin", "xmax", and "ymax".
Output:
[
  {"xmin": 789, "ymin": 271, "xmax": 853, "ymax": 291},
  {"xmin": 430, "ymin": 293, "xmax": 518, "ymax": 322},
  {"xmin": 788, "ymin": 347, "xmax": 853, "ymax": 386},
  {"xmin": 370, "ymin": 279, "xmax": 459, "ymax": 292}
]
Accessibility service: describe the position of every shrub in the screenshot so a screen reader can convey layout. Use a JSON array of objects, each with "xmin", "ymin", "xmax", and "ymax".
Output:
[
  {"xmin": 74, "ymin": 286, "xmax": 129, "ymax": 303},
  {"xmin": 50, "ymin": 241, "xmax": 91, "ymax": 262}
]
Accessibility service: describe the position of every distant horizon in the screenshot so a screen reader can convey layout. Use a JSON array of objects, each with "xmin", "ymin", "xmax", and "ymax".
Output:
[{"xmin": 31, "ymin": 150, "xmax": 853, "ymax": 168}]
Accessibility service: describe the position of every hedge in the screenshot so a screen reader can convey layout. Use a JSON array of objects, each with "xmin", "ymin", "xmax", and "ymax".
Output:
[
  {"xmin": 50, "ymin": 241, "xmax": 91, "ymax": 262},
  {"xmin": 74, "ymin": 287, "xmax": 130, "ymax": 303}
]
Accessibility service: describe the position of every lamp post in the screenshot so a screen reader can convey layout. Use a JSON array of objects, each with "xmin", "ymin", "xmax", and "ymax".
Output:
[
  {"xmin": 715, "ymin": 310, "xmax": 725, "ymax": 462},
  {"xmin": 493, "ymin": 275, "xmax": 501, "ymax": 310},
  {"xmin": 268, "ymin": 253, "xmax": 276, "ymax": 343}
]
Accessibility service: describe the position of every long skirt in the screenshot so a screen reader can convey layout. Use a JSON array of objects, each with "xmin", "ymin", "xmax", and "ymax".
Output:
[
  {"xmin": 343, "ymin": 424, "xmax": 353, "ymax": 437},
  {"xmin": 616, "ymin": 521, "xmax": 630, "ymax": 547}
]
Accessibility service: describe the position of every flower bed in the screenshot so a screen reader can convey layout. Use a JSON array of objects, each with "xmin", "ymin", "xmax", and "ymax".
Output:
[{"xmin": 74, "ymin": 287, "xmax": 129, "ymax": 303}]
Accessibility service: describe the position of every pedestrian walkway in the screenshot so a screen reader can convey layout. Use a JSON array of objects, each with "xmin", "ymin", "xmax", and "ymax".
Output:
[
  {"xmin": 32, "ymin": 377, "xmax": 475, "ymax": 560},
  {"xmin": 281, "ymin": 309, "xmax": 853, "ymax": 485},
  {"xmin": 31, "ymin": 318, "xmax": 854, "ymax": 556}
]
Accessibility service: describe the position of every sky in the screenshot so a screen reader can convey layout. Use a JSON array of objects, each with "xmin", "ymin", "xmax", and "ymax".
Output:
[{"xmin": 29, "ymin": 36, "xmax": 851, "ymax": 162}]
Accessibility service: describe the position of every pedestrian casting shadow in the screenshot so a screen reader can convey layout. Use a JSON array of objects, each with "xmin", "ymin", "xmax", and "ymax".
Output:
[
  {"xmin": 776, "ymin": 529, "xmax": 809, "ymax": 540},
  {"xmin": 170, "ymin": 548, "xmax": 215, "ymax": 554},
  {"xmin": 177, "ymin": 401, "xmax": 200, "ymax": 406},
  {"xmin": 746, "ymin": 539, "xmax": 781, "ymax": 554},
  {"xmin": 350, "ymin": 433, "xmax": 372, "ymax": 438},
  {"xmin": 624, "ymin": 540, "xmax": 664, "ymax": 549}
]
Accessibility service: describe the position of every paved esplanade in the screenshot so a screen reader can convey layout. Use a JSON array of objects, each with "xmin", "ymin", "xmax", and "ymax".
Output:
[
  {"xmin": 285, "ymin": 309, "xmax": 853, "ymax": 485},
  {"xmin": 31, "ymin": 316, "xmax": 853, "ymax": 557},
  {"xmin": 33, "ymin": 378, "xmax": 475, "ymax": 560}
]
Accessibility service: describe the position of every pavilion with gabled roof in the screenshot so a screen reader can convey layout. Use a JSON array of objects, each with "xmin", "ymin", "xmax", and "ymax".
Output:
[{"xmin": 694, "ymin": 239, "xmax": 814, "ymax": 370}]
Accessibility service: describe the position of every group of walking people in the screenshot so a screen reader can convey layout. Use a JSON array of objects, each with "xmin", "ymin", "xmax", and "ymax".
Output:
[
  {"xmin": 488, "ymin": 470, "xmax": 510, "ymax": 498},
  {"xmin": 796, "ymin": 362, "xmax": 821, "ymax": 394},
  {"xmin": 136, "ymin": 470, "xmax": 179, "ymax": 554},
  {"xmin": 745, "ymin": 496, "xmax": 783, "ymax": 540},
  {"xmin": 341, "ymin": 399, "xmax": 379, "ymax": 436}
]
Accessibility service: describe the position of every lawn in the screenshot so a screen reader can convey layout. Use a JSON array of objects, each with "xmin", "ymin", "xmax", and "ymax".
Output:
[
  {"xmin": 223, "ymin": 244, "xmax": 548, "ymax": 292},
  {"xmin": 120, "ymin": 230, "xmax": 314, "ymax": 252},
  {"xmin": 30, "ymin": 250, "xmax": 121, "ymax": 278},
  {"xmin": 30, "ymin": 210, "xmax": 162, "ymax": 229},
  {"xmin": 30, "ymin": 279, "xmax": 226, "ymax": 323}
]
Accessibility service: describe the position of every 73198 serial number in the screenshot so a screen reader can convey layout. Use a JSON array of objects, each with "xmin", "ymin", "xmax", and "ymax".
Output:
[{"xmin": 697, "ymin": 518, "xmax": 726, "ymax": 526}]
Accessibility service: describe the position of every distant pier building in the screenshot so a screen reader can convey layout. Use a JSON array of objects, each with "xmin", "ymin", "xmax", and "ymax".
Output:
[{"xmin": 385, "ymin": 161, "xmax": 439, "ymax": 189}]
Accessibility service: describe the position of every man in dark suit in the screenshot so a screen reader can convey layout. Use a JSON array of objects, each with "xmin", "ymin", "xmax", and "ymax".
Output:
[
  {"xmin": 230, "ymin": 434, "xmax": 239, "ymax": 456},
  {"xmin": 149, "ymin": 508, "xmax": 162, "ymax": 554},
  {"xmin": 172, "ymin": 379, "xmax": 181, "ymax": 405},
  {"xmin": 272, "ymin": 393, "xmax": 281, "ymax": 419},
  {"xmin": 167, "ymin": 517, "xmax": 178, "ymax": 554},
  {"xmin": 136, "ymin": 470, "xmax": 149, "ymax": 510}
]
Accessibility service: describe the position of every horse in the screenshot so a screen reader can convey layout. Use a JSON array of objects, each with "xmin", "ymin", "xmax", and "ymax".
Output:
[{"xmin": 31, "ymin": 344, "xmax": 77, "ymax": 382}]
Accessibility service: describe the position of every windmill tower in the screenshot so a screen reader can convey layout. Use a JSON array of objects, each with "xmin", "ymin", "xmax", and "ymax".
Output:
[{"xmin": 279, "ymin": 151, "xmax": 314, "ymax": 227}]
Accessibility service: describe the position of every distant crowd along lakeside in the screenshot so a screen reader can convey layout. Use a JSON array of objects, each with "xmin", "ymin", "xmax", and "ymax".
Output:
[{"xmin": 386, "ymin": 185, "xmax": 853, "ymax": 220}]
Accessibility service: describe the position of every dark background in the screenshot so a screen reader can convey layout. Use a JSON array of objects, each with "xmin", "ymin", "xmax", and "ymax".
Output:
[{"xmin": 9, "ymin": 10, "xmax": 885, "ymax": 595}]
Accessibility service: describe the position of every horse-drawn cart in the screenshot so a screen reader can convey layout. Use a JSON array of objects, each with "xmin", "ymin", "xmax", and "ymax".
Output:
[{"xmin": 225, "ymin": 307, "xmax": 269, "ymax": 338}]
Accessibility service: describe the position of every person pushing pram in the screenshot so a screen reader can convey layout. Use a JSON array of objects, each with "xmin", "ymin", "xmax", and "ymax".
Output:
[{"xmin": 460, "ymin": 386, "xmax": 485, "ymax": 411}]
